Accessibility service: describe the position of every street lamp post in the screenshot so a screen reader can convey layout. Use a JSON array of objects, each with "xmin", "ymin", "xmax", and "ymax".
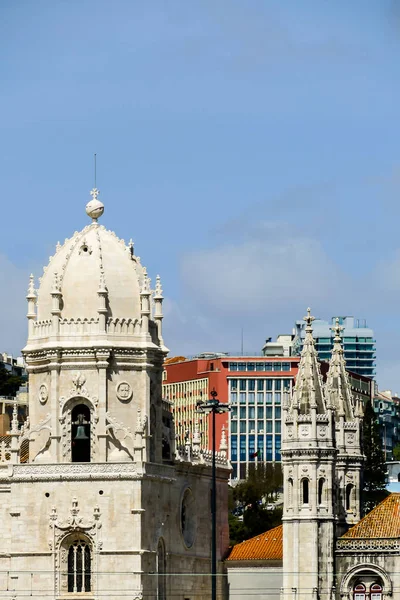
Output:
[{"xmin": 196, "ymin": 388, "xmax": 230, "ymax": 600}]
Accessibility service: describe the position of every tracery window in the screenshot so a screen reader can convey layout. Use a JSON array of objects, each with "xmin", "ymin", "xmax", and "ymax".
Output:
[{"xmin": 67, "ymin": 539, "xmax": 91, "ymax": 593}]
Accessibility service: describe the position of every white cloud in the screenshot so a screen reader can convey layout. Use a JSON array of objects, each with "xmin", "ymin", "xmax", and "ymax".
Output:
[{"xmin": 181, "ymin": 222, "xmax": 351, "ymax": 317}]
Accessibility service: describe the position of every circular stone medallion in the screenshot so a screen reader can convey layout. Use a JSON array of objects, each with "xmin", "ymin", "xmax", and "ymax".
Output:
[
  {"xmin": 39, "ymin": 384, "xmax": 48, "ymax": 404},
  {"xmin": 116, "ymin": 381, "xmax": 132, "ymax": 402}
]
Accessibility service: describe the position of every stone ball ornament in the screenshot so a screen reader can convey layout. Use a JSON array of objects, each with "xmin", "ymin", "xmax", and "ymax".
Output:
[{"xmin": 86, "ymin": 188, "xmax": 104, "ymax": 221}]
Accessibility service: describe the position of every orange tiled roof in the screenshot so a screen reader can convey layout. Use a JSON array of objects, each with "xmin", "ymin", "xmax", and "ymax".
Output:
[
  {"xmin": 343, "ymin": 493, "xmax": 400, "ymax": 539},
  {"xmin": 226, "ymin": 524, "xmax": 283, "ymax": 561}
]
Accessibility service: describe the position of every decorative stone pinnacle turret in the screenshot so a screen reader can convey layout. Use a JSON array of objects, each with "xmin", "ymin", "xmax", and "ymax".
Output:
[
  {"xmin": 304, "ymin": 306, "xmax": 315, "ymax": 331},
  {"xmin": 154, "ymin": 275, "xmax": 163, "ymax": 299},
  {"xmin": 141, "ymin": 268, "xmax": 150, "ymax": 294},
  {"xmin": 51, "ymin": 272, "xmax": 61, "ymax": 294},
  {"xmin": 27, "ymin": 274, "xmax": 36, "ymax": 299},
  {"xmin": 11, "ymin": 402, "xmax": 18, "ymax": 434},
  {"xmin": 332, "ymin": 317, "xmax": 344, "ymax": 342},
  {"xmin": 219, "ymin": 425, "xmax": 228, "ymax": 454},
  {"xmin": 192, "ymin": 420, "xmax": 201, "ymax": 447},
  {"xmin": 128, "ymin": 239, "xmax": 134, "ymax": 258}
]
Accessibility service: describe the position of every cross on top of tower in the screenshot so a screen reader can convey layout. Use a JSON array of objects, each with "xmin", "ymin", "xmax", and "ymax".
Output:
[
  {"xmin": 331, "ymin": 317, "xmax": 344, "ymax": 341},
  {"xmin": 90, "ymin": 188, "xmax": 99, "ymax": 201}
]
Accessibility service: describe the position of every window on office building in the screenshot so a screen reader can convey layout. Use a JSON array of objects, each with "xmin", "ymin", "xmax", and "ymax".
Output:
[
  {"xmin": 247, "ymin": 363, "xmax": 255, "ymax": 371},
  {"xmin": 275, "ymin": 380, "xmax": 282, "ymax": 391},
  {"xmin": 266, "ymin": 392, "xmax": 273, "ymax": 404},
  {"xmin": 239, "ymin": 393, "xmax": 246, "ymax": 404},
  {"xmin": 248, "ymin": 406, "xmax": 255, "ymax": 419},
  {"xmin": 282, "ymin": 362, "xmax": 290, "ymax": 371},
  {"xmin": 239, "ymin": 380, "xmax": 246, "ymax": 391},
  {"xmin": 248, "ymin": 392, "xmax": 255, "ymax": 404},
  {"xmin": 240, "ymin": 407, "xmax": 246, "ymax": 419},
  {"xmin": 266, "ymin": 380, "xmax": 273, "ymax": 391},
  {"xmin": 231, "ymin": 421, "xmax": 237, "ymax": 434},
  {"xmin": 257, "ymin": 406, "xmax": 264, "ymax": 419},
  {"xmin": 229, "ymin": 363, "xmax": 238, "ymax": 371},
  {"xmin": 238, "ymin": 363, "xmax": 246, "ymax": 371},
  {"xmin": 240, "ymin": 421, "xmax": 247, "ymax": 433}
]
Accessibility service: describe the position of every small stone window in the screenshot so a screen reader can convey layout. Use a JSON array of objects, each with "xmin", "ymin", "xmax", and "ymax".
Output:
[
  {"xmin": 301, "ymin": 478, "xmax": 309, "ymax": 505},
  {"xmin": 346, "ymin": 483, "xmax": 354, "ymax": 511},
  {"xmin": 287, "ymin": 478, "xmax": 293, "ymax": 507},
  {"xmin": 318, "ymin": 478, "xmax": 325, "ymax": 505}
]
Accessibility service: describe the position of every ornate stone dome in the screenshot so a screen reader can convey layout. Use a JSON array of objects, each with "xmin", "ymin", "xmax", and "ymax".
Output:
[{"xmin": 36, "ymin": 189, "xmax": 146, "ymax": 322}]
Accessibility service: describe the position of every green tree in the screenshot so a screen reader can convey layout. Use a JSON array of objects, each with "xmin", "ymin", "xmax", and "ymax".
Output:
[
  {"xmin": 362, "ymin": 399, "xmax": 389, "ymax": 514},
  {"xmin": 0, "ymin": 368, "xmax": 24, "ymax": 397},
  {"xmin": 228, "ymin": 462, "xmax": 283, "ymax": 545}
]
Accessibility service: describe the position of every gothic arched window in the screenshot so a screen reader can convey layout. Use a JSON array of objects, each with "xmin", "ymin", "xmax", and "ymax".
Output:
[
  {"xmin": 353, "ymin": 583, "xmax": 366, "ymax": 599},
  {"xmin": 346, "ymin": 483, "xmax": 354, "ymax": 511},
  {"xmin": 156, "ymin": 538, "xmax": 166, "ymax": 600},
  {"xmin": 318, "ymin": 478, "xmax": 325, "ymax": 505},
  {"xmin": 301, "ymin": 478, "xmax": 309, "ymax": 505},
  {"xmin": 67, "ymin": 538, "xmax": 91, "ymax": 593}
]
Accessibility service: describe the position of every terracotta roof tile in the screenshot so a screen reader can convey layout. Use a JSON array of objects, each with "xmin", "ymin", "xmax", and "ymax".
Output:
[
  {"xmin": 227, "ymin": 524, "xmax": 283, "ymax": 561},
  {"xmin": 343, "ymin": 493, "xmax": 400, "ymax": 539}
]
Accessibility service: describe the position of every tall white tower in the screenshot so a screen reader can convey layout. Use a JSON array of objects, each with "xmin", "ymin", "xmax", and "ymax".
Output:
[
  {"xmin": 0, "ymin": 188, "xmax": 231, "ymax": 600},
  {"xmin": 281, "ymin": 310, "xmax": 363, "ymax": 600}
]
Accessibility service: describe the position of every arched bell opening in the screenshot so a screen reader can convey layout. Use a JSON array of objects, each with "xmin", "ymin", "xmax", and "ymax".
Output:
[{"xmin": 71, "ymin": 404, "xmax": 91, "ymax": 463}]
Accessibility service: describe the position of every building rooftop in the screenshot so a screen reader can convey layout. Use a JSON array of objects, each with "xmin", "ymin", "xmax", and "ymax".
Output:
[
  {"xmin": 226, "ymin": 524, "xmax": 283, "ymax": 561},
  {"xmin": 342, "ymin": 493, "xmax": 400, "ymax": 539}
]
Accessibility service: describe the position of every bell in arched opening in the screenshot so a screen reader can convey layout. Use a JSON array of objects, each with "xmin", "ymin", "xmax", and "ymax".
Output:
[{"xmin": 71, "ymin": 404, "xmax": 91, "ymax": 463}]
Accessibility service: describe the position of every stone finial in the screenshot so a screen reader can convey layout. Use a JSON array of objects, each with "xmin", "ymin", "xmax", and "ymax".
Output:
[
  {"xmin": 304, "ymin": 307, "xmax": 315, "ymax": 331},
  {"xmin": 11, "ymin": 402, "xmax": 18, "ymax": 433},
  {"xmin": 141, "ymin": 268, "xmax": 150, "ymax": 294},
  {"xmin": 128, "ymin": 239, "xmax": 134, "ymax": 258},
  {"xmin": 51, "ymin": 272, "xmax": 61, "ymax": 293},
  {"xmin": 154, "ymin": 275, "xmax": 163, "ymax": 299},
  {"xmin": 86, "ymin": 188, "xmax": 104, "ymax": 222},
  {"xmin": 27, "ymin": 274, "xmax": 36, "ymax": 299},
  {"xmin": 98, "ymin": 271, "xmax": 107, "ymax": 292},
  {"xmin": 331, "ymin": 317, "xmax": 344, "ymax": 342},
  {"xmin": 219, "ymin": 425, "xmax": 228, "ymax": 453},
  {"xmin": 192, "ymin": 420, "xmax": 201, "ymax": 447}
]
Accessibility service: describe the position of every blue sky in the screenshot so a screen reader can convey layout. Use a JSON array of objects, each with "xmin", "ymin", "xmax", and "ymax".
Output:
[{"xmin": 1, "ymin": 1, "xmax": 400, "ymax": 389}]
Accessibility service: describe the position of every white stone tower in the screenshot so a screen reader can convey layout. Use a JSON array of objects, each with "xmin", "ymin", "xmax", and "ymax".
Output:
[
  {"xmin": 0, "ymin": 188, "xmax": 230, "ymax": 600},
  {"xmin": 281, "ymin": 310, "xmax": 363, "ymax": 600}
]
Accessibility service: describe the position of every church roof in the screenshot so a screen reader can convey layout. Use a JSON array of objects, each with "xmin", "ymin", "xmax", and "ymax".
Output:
[
  {"xmin": 342, "ymin": 493, "xmax": 400, "ymax": 539},
  {"xmin": 226, "ymin": 525, "xmax": 283, "ymax": 561},
  {"xmin": 36, "ymin": 189, "xmax": 147, "ymax": 322}
]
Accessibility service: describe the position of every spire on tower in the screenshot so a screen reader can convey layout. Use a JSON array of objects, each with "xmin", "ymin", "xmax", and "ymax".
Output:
[
  {"xmin": 291, "ymin": 307, "xmax": 326, "ymax": 414},
  {"xmin": 326, "ymin": 317, "xmax": 355, "ymax": 419}
]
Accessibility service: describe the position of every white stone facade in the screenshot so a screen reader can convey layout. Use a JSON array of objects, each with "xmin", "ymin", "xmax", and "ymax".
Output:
[
  {"xmin": 281, "ymin": 312, "xmax": 363, "ymax": 600},
  {"xmin": 0, "ymin": 189, "xmax": 230, "ymax": 600}
]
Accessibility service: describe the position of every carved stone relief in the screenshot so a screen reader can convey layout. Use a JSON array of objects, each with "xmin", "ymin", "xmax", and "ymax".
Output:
[
  {"xmin": 116, "ymin": 381, "xmax": 132, "ymax": 402},
  {"xmin": 39, "ymin": 384, "xmax": 48, "ymax": 405}
]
